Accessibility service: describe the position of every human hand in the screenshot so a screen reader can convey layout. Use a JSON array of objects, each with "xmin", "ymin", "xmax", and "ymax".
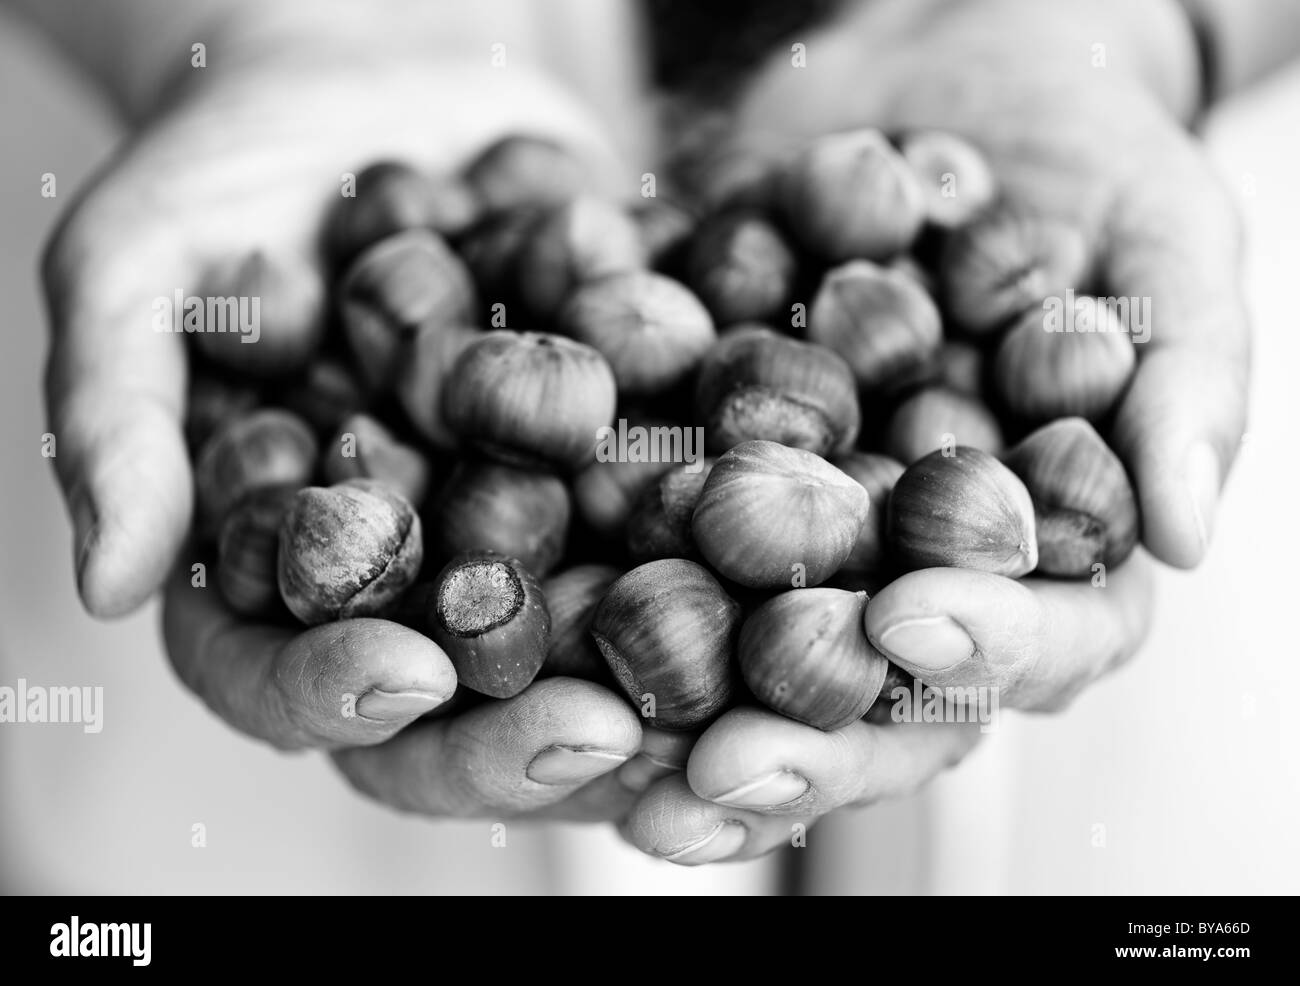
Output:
[
  {"xmin": 626, "ymin": 0, "xmax": 1245, "ymax": 863},
  {"xmin": 43, "ymin": 3, "xmax": 645, "ymax": 819}
]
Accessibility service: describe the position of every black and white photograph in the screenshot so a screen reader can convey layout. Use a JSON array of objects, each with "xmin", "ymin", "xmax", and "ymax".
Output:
[{"xmin": 0, "ymin": 0, "xmax": 1296, "ymax": 922}]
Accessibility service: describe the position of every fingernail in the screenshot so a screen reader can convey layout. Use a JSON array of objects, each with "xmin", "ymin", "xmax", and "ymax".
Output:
[
  {"xmin": 527, "ymin": 746, "xmax": 630, "ymax": 785},
  {"xmin": 616, "ymin": 754, "xmax": 680, "ymax": 794},
  {"xmin": 1185, "ymin": 442, "xmax": 1221, "ymax": 555},
  {"xmin": 356, "ymin": 688, "xmax": 449, "ymax": 722},
  {"xmin": 875, "ymin": 615, "xmax": 974, "ymax": 672},
  {"xmin": 712, "ymin": 770, "xmax": 809, "ymax": 809},
  {"xmin": 70, "ymin": 490, "xmax": 97, "ymax": 588},
  {"xmin": 663, "ymin": 821, "xmax": 747, "ymax": 865}
]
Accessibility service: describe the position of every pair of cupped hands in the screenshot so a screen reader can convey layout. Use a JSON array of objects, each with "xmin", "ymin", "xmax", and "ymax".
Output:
[{"xmin": 45, "ymin": 0, "xmax": 1246, "ymax": 865}]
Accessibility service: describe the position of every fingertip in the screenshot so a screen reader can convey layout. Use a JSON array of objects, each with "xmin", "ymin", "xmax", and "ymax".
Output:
[
  {"xmin": 72, "ymin": 424, "xmax": 193, "ymax": 619},
  {"xmin": 1136, "ymin": 439, "xmax": 1221, "ymax": 569},
  {"xmin": 302, "ymin": 618, "xmax": 460, "ymax": 719}
]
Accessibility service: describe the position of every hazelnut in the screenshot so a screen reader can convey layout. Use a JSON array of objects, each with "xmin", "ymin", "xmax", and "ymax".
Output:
[
  {"xmin": 443, "ymin": 331, "xmax": 617, "ymax": 471},
  {"xmin": 777, "ymin": 128, "xmax": 925, "ymax": 261},
  {"xmin": 630, "ymin": 199, "xmax": 696, "ymax": 270},
  {"xmin": 540, "ymin": 564, "xmax": 621, "ymax": 681},
  {"xmin": 395, "ymin": 323, "xmax": 479, "ymax": 452},
  {"xmin": 692, "ymin": 440, "xmax": 870, "ymax": 588},
  {"xmin": 833, "ymin": 452, "xmax": 906, "ymax": 574},
  {"xmin": 191, "ymin": 251, "xmax": 324, "ymax": 378},
  {"xmin": 993, "ymin": 301, "xmax": 1136, "ymax": 421},
  {"xmin": 185, "ymin": 371, "xmax": 259, "ymax": 451},
  {"xmin": 428, "ymin": 550, "xmax": 551, "ymax": 699},
  {"xmin": 455, "ymin": 206, "xmax": 546, "ymax": 299},
  {"xmin": 194, "ymin": 408, "xmax": 317, "ymax": 536},
  {"xmin": 216, "ymin": 484, "xmax": 298, "ymax": 617},
  {"xmin": 339, "ymin": 229, "xmax": 477, "ymax": 389},
  {"xmin": 884, "ymin": 386, "xmax": 1005, "ymax": 464},
  {"xmin": 591, "ymin": 559, "xmax": 741, "ymax": 730},
  {"xmin": 462, "ymin": 135, "xmax": 585, "ymax": 213},
  {"xmin": 280, "ymin": 357, "xmax": 367, "ymax": 437},
  {"xmin": 277, "ymin": 481, "xmax": 424, "ymax": 625},
  {"xmin": 625, "ymin": 461, "xmax": 716, "ymax": 563},
  {"xmin": 324, "ymin": 161, "xmax": 479, "ymax": 267},
  {"xmin": 887, "ymin": 446, "xmax": 1037, "ymax": 576},
  {"xmin": 513, "ymin": 197, "xmax": 646, "ymax": 317},
  {"xmin": 557, "ymin": 271, "xmax": 716, "ymax": 395},
  {"xmin": 686, "ymin": 209, "xmax": 796, "ymax": 324},
  {"xmin": 695, "ymin": 326, "xmax": 860, "ymax": 457},
  {"xmin": 864, "ymin": 661, "xmax": 920, "ymax": 724},
  {"xmin": 322, "ymin": 413, "xmax": 431, "ymax": 508},
  {"xmin": 431, "ymin": 460, "xmax": 571, "ymax": 577},
  {"xmin": 888, "ymin": 254, "xmax": 938, "ymax": 297},
  {"xmin": 808, "ymin": 260, "xmax": 943, "ymax": 395},
  {"xmin": 1003, "ymin": 417, "xmax": 1139, "ymax": 576},
  {"xmin": 572, "ymin": 435, "xmax": 678, "ymax": 536},
  {"xmin": 939, "ymin": 206, "xmax": 1088, "ymax": 334},
  {"xmin": 898, "ymin": 130, "xmax": 997, "ymax": 230},
  {"xmin": 738, "ymin": 588, "xmax": 889, "ymax": 731},
  {"xmin": 937, "ymin": 339, "xmax": 985, "ymax": 397}
]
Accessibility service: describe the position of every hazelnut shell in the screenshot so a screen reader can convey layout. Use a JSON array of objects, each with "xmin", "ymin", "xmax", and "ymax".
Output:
[
  {"xmin": 429, "ymin": 550, "xmax": 551, "ymax": 699},
  {"xmin": 277, "ymin": 482, "xmax": 424, "ymax": 625},
  {"xmin": 692, "ymin": 440, "xmax": 870, "ymax": 588},
  {"xmin": 591, "ymin": 559, "xmax": 741, "ymax": 730},
  {"xmin": 695, "ymin": 327, "xmax": 860, "ymax": 457},
  {"xmin": 886, "ymin": 447, "xmax": 1037, "ymax": 576},
  {"xmin": 1002, "ymin": 417, "xmax": 1139, "ymax": 575},
  {"xmin": 739, "ymin": 588, "xmax": 889, "ymax": 731}
]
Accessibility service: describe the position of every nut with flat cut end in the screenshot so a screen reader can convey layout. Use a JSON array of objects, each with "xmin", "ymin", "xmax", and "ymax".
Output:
[
  {"xmin": 557, "ymin": 271, "xmax": 716, "ymax": 395},
  {"xmin": 322, "ymin": 413, "xmax": 431, "ymax": 508},
  {"xmin": 940, "ymin": 206, "xmax": 1088, "ymax": 334},
  {"xmin": 626, "ymin": 461, "xmax": 716, "ymax": 563},
  {"xmin": 994, "ymin": 300, "xmax": 1136, "ymax": 421},
  {"xmin": 898, "ymin": 130, "xmax": 997, "ymax": 230},
  {"xmin": 216, "ymin": 485, "xmax": 298, "ymax": 617},
  {"xmin": 1003, "ymin": 417, "xmax": 1139, "ymax": 576},
  {"xmin": 514, "ymin": 197, "xmax": 646, "ymax": 317},
  {"xmin": 429, "ymin": 550, "xmax": 551, "ymax": 699},
  {"xmin": 887, "ymin": 447, "xmax": 1037, "ymax": 576},
  {"xmin": 194, "ymin": 408, "xmax": 317, "ymax": 536},
  {"xmin": 339, "ymin": 229, "xmax": 477, "ymax": 389},
  {"xmin": 462, "ymin": 135, "xmax": 585, "ymax": 213},
  {"xmin": 592, "ymin": 559, "xmax": 741, "ymax": 730},
  {"xmin": 834, "ymin": 452, "xmax": 906, "ymax": 575},
  {"xmin": 778, "ymin": 129, "xmax": 926, "ymax": 261},
  {"xmin": 324, "ymin": 161, "xmax": 479, "ymax": 266},
  {"xmin": 540, "ymin": 564, "xmax": 621, "ymax": 681},
  {"xmin": 432, "ymin": 460, "xmax": 570, "ymax": 577},
  {"xmin": 739, "ymin": 588, "xmax": 889, "ymax": 731},
  {"xmin": 885, "ymin": 386, "xmax": 1005, "ymax": 464},
  {"xmin": 277, "ymin": 481, "xmax": 424, "ymax": 625},
  {"xmin": 686, "ymin": 209, "xmax": 796, "ymax": 325},
  {"xmin": 443, "ymin": 331, "xmax": 617, "ymax": 471},
  {"xmin": 695, "ymin": 327, "xmax": 860, "ymax": 457},
  {"xmin": 809, "ymin": 259, "xmax": 943, "ymax": 395},
  {"xmin": 692, "ymin": 440, "xmax": 870, "ymax": 588}
]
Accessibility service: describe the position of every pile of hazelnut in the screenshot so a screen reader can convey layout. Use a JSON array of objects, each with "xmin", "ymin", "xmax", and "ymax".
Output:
[{"xmin": 190, "ymin": 130, "xmax": 1139, "ymax": 735}]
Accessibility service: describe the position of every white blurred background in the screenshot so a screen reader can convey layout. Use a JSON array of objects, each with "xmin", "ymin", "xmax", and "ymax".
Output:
[{"xmin": 1, "ymin": 3, "xmax": 1297, "ymax": 895}]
